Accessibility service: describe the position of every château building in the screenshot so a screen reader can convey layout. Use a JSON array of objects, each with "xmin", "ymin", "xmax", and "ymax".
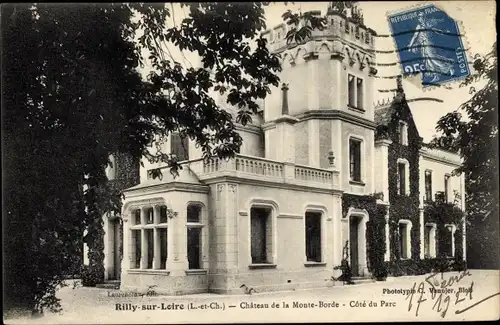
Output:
[{"xmin": 92, "ymin": 6, "xmax": 466, "ymax": 295}]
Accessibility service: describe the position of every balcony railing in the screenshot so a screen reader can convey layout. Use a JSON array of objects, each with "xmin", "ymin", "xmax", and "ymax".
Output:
[
  {"xmin": 186, "ymin": 154, "xmax": 339, "ymax": 190},
  {"xmin": 294, "ymin": 164, "xmax": 333, "ymax": 184}
]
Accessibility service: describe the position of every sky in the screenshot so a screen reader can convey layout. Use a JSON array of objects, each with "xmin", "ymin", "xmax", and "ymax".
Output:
[
  {"xmin": 139, "ymin": 1, "xmax": 497, "ymax": 142},
  {"xmin": 263, "ymin": 1, "xmax": 497, "ymax": 141}
]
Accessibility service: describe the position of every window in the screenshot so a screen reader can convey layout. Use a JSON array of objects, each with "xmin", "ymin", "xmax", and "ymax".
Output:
[
  {"xmin": 130, "ymin": 205, "xmax": 168, "ymax": 270},
  {"xmin": 133, "ymin": 209, "xmax": 141, "ymax": 225},
  {"xmin": 132, "ymin": 229, "xmax": 141, "ymax": 268},
  {"xmin": 305, "ymin": 212, "xmax": 322, "ymax": 262},
  {"xmin": 187, "ymin": 204, "xmax": 203, "ymax": 270},
  {"xmin": 349, "ymin": 139, "xmax": 362, "ymax": 182},
  {"xmin": 398, "ymin": 220, "xmax": 412, "ymax": 259},
  {"xmin": 397, "ymin": 159, "xmax": 410, "ymax": 195},
  {"xmin": 159, "ymin": 228, "xmax": 168, "ymax": 269},
  {"xmin": 425, "ymin": 170, "xmax": 433, "ymax": 202},
  {"xmin": 424, "ymin": 223, "xmax": 436, "ymax": 258},
  {"xmin": 171, "ymin": 133, "xmax": 189, "ymax": 161},
  {"xmin": 348, "ymin": 74, "xmax": 356, "ymax": 107},
  {"xmin": 348, "ymin": 75, "xmax": 364, "ymax": 110},
  {"xmin": 444, "ymin": 175, "xmax": 450, "ymax": 203},
  {"xmin": 356, "ymin": 78, "xmax": 364, "ymax": 109},
  {"xmin": 398, "ymin": 162, "xmax": 406, "ymax": 195},
  {"xmin": 146, "ymin": 207, "xmax": 154, "ymax": 224},
  {"xmin": 146, "ymin": 229, "xmax": 154, "ymax": 269},
  {"xmin": 250, "ymin": 207, "xmax": 272, "ymax": 264},
  {"xmin": 399, "ymin": 121, "xmax": 408, "ymax": 145}
]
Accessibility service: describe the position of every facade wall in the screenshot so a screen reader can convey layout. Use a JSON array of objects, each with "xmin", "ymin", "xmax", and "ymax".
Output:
[
  {"xmin": 105, "ymin": 15, "xmax": 467, "ymax": 294},
  {"xmin": 239, "ymin": 129, "xmax": 264, "ymax": 158},
  {"xmin": 207, "ymin": 182, "xmax": 343, "ymax": 293},
  {"xmin": 119, "ymin": 180, "xmax": 343, "ymax": 295},
  {"xmin": 318, "ymin": 120, "xmax": 332, "ymax": 168},
  {"xmin": 373, "ymin": 144, "xmax": 388, "ymax": 199},
  {"xmin": 341, "ymin": 121, "xmax": 375, "ymax": 195},
  {"xmin": 294, "ymin": 121, "xmax": 309, "ymax": 165},
  {"xmin": 419, "ymin": 156, "xmax": 463, "ymax": 206},
  {"xmin": 120, "ymin": 186, "xmax": 210, "ymax": 295}
]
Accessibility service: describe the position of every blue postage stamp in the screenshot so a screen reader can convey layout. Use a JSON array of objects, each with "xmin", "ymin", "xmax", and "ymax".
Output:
[{"xmin": 388, "ymin": 4, "xmax": 470, "ymax": 88}]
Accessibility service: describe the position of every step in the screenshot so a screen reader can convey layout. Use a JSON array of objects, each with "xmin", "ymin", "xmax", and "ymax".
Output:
[
  {"xmin": 95, "ymin": 280, "xmax": 121, "ymax": 289},
  {"xmin": 351, "ymin": 277, "xmax": 376, "ymax": 284}
]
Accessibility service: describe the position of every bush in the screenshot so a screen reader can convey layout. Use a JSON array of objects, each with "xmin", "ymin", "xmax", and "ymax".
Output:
[
  {"xmin": 372, "ymin": 263, "xmax": 388, "ymax": 280},
  {"xmin": 80, "ymin": 265, "xmax": 101, "ymax": 287},
  {"xmin": 385, "ymin": 256, "xmax": 465, "ymax": 277}
]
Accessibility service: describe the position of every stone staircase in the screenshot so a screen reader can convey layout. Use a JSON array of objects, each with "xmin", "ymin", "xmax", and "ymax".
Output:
[{"xmin": 95, "ymin": 280, "xmax": 120, "ymax": 290}]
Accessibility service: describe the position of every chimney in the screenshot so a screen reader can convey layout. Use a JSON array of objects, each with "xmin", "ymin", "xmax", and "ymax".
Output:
[
  {"xmin": 396, "ymin": 75, "xmax": 405, "ymax": 97},
  {"xmin": 281, "ymin": 83, "xmax": 289, "ymax": 115}
]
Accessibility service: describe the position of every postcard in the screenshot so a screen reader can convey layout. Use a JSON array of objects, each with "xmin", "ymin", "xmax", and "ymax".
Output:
[{"xmin": 3, "ymin": 1, "xmax": 498, "ymax": 324}]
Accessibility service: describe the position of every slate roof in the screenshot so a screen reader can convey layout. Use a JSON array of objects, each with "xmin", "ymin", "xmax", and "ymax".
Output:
[
  {"xmin": 374, "ymin": 90, "xmax": 407, "ymax": 126},
  {"xmin": 374, "ymin": 104, "xmax": 396, "ymax": 126}
]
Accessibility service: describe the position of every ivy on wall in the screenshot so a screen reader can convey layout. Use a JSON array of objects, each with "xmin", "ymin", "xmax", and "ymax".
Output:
[
  {"xmin": 342, "ymin": 193, "xmax": 388, "ymax": 279},
  {"xmin": 375, "ymin": 93, "xmax": 466, "ymax": 275},
  {"xmin": 84, "ymin": 152, "xmax": 140, "ymax": 286},
  {"xmin": 381, "ymin": 96, "xmax": 423, "ymax": 263},
  {"xmin": 424, "ymin": 198, "xmax": 465, "ymax": 259}
]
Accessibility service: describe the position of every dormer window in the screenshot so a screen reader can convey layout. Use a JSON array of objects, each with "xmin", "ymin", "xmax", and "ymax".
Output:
[{"xmin": 399, "ymin": 121, "xmax": 408, "ymax": 145}]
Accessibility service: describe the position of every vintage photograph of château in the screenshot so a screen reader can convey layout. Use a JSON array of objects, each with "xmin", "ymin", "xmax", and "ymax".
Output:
[{"xmin": 92, "ymin": 4, "xmax": 467, "ymax": 295}]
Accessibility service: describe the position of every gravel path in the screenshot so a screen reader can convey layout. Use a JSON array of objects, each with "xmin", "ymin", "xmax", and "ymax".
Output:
[{"xmin": 5, "ymin": 270, "xmax": 499, "ymax": 323}]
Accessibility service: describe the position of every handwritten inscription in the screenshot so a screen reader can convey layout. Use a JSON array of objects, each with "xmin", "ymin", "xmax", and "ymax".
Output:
[{"xmin": 406, "ymin": 270, "xmax": 498, "ymax": 318}]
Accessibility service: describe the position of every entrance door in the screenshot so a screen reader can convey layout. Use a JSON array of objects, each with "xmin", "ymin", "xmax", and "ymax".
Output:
[{"xmin": 349, "ymin": 216, "xmax": 359, "ymax": 276}]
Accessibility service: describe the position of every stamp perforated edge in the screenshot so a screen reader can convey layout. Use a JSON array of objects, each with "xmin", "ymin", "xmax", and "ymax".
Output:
[{"xmin": 384, "ymin": 2, "xmax": 473, "ymax": 92}]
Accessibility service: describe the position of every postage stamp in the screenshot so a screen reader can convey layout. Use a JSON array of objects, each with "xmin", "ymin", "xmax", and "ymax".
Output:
[{"xmin": 387, "ymin": 4, "xmax": 470, "ymax": 88}]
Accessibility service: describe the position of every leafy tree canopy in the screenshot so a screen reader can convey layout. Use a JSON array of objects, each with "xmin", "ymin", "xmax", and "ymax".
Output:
[
  {"xmin": 429, "ymin": 43, "xmax": 498, "ymax": 221},
  {"xmin": 2, "ymin": 2, "xmax": 325, "ymax": 314}
]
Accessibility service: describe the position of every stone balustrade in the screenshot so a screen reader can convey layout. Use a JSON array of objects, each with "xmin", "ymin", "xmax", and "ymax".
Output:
[
  {"xmin": 179, "ymin": 154, "xmax": 340, "ymax": 190},
  {"xmin": 294, "ymin": 164, "xmax": 335, "ymax": 184}
]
